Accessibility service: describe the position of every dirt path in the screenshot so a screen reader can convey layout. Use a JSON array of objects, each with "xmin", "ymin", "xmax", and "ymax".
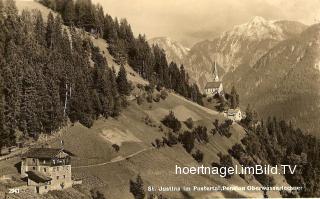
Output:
[{"xmin": 72, "ymin": 147, "xmax": 153, "ymax": 169}]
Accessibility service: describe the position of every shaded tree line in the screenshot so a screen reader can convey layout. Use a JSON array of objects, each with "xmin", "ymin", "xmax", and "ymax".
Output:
[{"xmin": 239, "ymin": 107, "xmax": 320, "ymax": 197}]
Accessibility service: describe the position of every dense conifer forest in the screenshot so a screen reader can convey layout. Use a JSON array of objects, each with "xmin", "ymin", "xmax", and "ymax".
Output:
[
  {"xmin": 37, "ymin": 0, "xmax": 203, "ymax": 105},
  {"xmin": 0, "ymin": 0, "xmax": 129, "ymax": 148},
  {"xmin": 237, "ymin": 108, "xmax": 320, "ymax": 197},
  {"xmin": 0, "ymin": 0, "xmax": 203, "ymax": 149}
]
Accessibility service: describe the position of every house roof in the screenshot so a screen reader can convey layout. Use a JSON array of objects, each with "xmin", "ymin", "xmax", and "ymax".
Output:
[
  {"xmin": 26, "ymin": 171, "xmax": 52, "ymax": 183},
  {"xmin": 22, "ymin": 148, "xmax": 65, "ymax": 159},
  {"xmin": 205, "ymin": 81, "xmax": 222, "ymax": 89},
  {"xmin": 227, "ymin": 109, "xmax": 241, "ymax": 116}
]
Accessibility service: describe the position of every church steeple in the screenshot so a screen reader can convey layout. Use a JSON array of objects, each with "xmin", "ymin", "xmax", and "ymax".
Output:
[{"xmin": 213, "ymin": 61, "xmax": 219, "ymax": 82}]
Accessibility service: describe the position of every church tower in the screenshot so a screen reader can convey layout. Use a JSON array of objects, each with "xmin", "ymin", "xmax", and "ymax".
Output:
[{"xmin": 213, "ymin": 61, "xmax": 219, "ymax": 82}]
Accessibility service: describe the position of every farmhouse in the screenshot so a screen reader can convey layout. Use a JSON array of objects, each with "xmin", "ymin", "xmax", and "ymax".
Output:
[
  {"xmin": 21, "ymin": 148, "xmax": 73, "ymax": 194},
  {"xmin": 224, "ymin": 108, "xmax": 243, "ymax": 122},
  {"xmin": 204, "ymin": 62, "xmax": 223, "ymax": 96}
]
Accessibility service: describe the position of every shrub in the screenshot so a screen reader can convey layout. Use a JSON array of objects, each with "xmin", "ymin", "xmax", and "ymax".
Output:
[
  {"xmin": 112, "ymin": 144, "xmax": 120, "ymax": 152},
  {"xmin": 79, "ymin": 114, "xmax": 94, "ymax": 128},
  {"xmin": 153, "ymin": 94, "xmax": 161, "ymax": 102},
  {"xmin": 192, "ymin": 149, "xmax": 204, "ymax": 163},
  {"xmin": 166, "ymin": 132, "xmax": 178, "ymax": 147},
  {"xmin": 184, "ymin": 117, "xmax": 194, "ymax": 129},
  {"xmin": 218, "ymin": 152, "xmax": 234, "ymax": 178},
  {"xmin": 161, "ymin": 111, "xmax": 181, "ymax": 132},
  {"xmin": 228, "ymin": 144, "xmax": 245, "ymax": 160},
  {"xmin": 210, "ymin": 128, "xmax": 217, "ymax": 136},
  {"xmin": 179, "ymin": 131, "xmax": 195, "ymax": 153},
  {"xmin": 146, "ymin": 93, "xmax": 153, "ymax": 103},
  {"xmin": 160, "ymin": 90, "xmax": 168, "ymax": 100},
  {"xmin": 137, "ymin": 84, "xmax": 144, "ymax": 90},
  {"xmin": 91, "ymin": 190, "xmax": 106, "ymax": 199},
  {"xmin": 193, "ymin": 126, "xmax": 209, "ymax": 143},
  {"xmin": 130, "ymin": 175, "xmax": 145, "ymax": 199},
  {"xmin": 154, "ymin": 139, "xmax": 162, "ymax": 148},
  {"xmin": 136, "ymin": 96, "xmax": 144, "ymax": 105}
]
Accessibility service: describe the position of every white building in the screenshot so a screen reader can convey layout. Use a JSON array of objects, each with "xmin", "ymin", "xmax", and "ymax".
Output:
[
  {"xmin": 204, "ymin": 62, "xmax": 223, "ymax": 96},
  {"xmin": 224, "ymin": 109, "xmax": 243, "ymax": 122}
]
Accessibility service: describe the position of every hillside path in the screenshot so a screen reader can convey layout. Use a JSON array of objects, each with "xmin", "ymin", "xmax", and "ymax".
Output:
[{"xmin": 72, "ymin": 147, "xmax": 153, "ymax": 169}]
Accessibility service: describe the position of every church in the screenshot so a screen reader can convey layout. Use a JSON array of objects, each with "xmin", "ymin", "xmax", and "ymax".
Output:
[{"xmin": 204, "ymin": 62, "xmax": 223, "ymax": 97}]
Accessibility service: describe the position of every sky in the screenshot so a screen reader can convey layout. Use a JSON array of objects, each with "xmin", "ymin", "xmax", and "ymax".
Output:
[{"xmin": 93, "ymin": 0, "xmax": 320, "ymax": 47}]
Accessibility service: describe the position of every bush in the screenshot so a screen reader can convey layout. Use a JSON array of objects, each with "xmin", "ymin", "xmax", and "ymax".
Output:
[
  {"xmin": 228, "ymin": 144, "xmax": 245, "ymax": 160},
  {"xmin": 179, "ymin": 131, "xmax": 195, "ymax": 153},
  {"xmin": 136, "ymin": 96, "xmax": 144, "ymax": 105},
  {"xmin": 153, "ymin": 94, "xmax": 161, "ymax": 102},
  {"xmin": 112, "ymin": 144, "xmax": 120, "ymax": 152},
  {"xmin": 161, "ymin": 111, "xmax": 181, "ymax": 132},
  {"xmin": 184, "ymin": 117, "xmax": 194, "ymax": 129},
  {"xmin": 214, "ymin": 119, "xmax": 233, "ymax": 138},
  {"xmin": 160, "ymin": 90, "xmax": 168, "ymax": 100},
  {"xmin": 137, "ymin": 84, "xmax": 144, "ymax": 90},
  {"xmin": 192, "ymin": 149, "xmax": 204, "ymax": 163},
  {"xmin": 165, "ymin": 132, "xmax": 178, "ymax": 147},
  {"xmin": 146, "ymin": 93, "xmax": 153, "ymax": 103},
  {"xmin": 193, "ymin": 126, "xmax": 209, "ymax": 143},
  {"xmin": 79, "ymin": 114, "xmax": 94, "ymax": 128},
  {"xmin": 218, "ymin": 152, "xmax": 234, "ymax": 178},
  {"xmin": 130, "ymin": 175, "xmax": 145, "ymax": 199},
  {"xmin": 210, "ymin": 128, "xmax": 217, "ymax": 136},
  {"xmin": 154, "ymin": 139, "xmax": 162, "ymax": 148}
]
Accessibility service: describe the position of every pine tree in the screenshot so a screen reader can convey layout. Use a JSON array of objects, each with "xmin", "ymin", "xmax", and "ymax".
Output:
[
  {"xmin": 0, "ymin": 72, "xmax": 6, "ymax": 150},
  {"xmin": 230, "ymin": 86, "xmax": 239, "ymax": 109},
  {"xmin": 34, "ymin": 10, "xmax": 46, "ymax": 46},
  {"xmin": 130, "ymin": 175, "xmax": 145, "ymax": 199},
  {"xmin": 46, "ymin": 12, "xmax": 54, "ymax": 48},
  {"xmin": 116, "ymin": 65, "xmax": 130, "ymax": 96},
  {"xmin": 4, "ymin": 0, "xmax": 17, "ymax": 18},
  {"xmin": 63, "ymin": 0, "xmax": 75, "ymax": 26}
]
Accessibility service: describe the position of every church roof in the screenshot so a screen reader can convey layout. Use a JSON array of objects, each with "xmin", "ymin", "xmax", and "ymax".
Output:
[{"xmin": 205, "ymin": 81, "xmax": 222, "ymax": 89}]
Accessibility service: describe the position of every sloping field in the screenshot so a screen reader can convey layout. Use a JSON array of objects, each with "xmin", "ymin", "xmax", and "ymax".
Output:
[
  {"xmin": 91, "ymin": 38, "xmax": 148, "ymax": 85},
  {"xmin": 51, "ymin": 93, "xmax": 282, "ymax": 198}
]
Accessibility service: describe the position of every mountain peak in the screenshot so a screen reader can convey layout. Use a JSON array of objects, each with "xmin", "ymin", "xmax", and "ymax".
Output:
[
  {"xmin": 148, "ymin": 37, "xmax": 190, "ymax": 64},
  {"xmin": 250, "ymin": 16, "xmax": 267, "ymax": 24},
  {"xmin": 220, "ymin": 16, "xmax": 284, "ymax": 41}
]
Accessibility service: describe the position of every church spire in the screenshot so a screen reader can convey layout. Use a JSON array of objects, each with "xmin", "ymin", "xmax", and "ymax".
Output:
[{"xmin": 213, "ymin": 61, "xmax": 219, "ymax": 82}]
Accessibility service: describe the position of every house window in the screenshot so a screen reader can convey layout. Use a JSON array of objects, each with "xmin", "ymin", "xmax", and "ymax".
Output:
[
  {"xmin": 44, "ymin": 168, "xmax": 47, "ymax": 172},
  {"xmin": 63, "ymin": 175, "xmax": 65, "ymax": 179},
  {"xmin": 45, "ymin": 186, "xmax": 47, "ymax": 189},
  {"xmin": 33, "ymin": 167, "xmax": 36, "ymax": 170},
  {"xmin": 57, "ymin": 176, "xmax": 59, "ymax": 180}
]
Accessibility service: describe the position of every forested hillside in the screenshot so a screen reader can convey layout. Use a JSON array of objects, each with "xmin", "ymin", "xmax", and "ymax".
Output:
[
  {"xmin": 37, "ymin": 0, "xmax": 203, "ymax": 104},
  {"xmin": 0, "ymin": 0, "xmax": 203, "ymax": 149},
  {"xmin": 0, "ymin": 0, "xmax": 131, "ymax": 148}
]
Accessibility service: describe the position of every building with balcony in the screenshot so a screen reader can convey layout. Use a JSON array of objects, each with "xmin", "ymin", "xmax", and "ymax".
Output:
[{"xmin": 21, "ymin": 147, "xmax": 73, "ymax": 194}]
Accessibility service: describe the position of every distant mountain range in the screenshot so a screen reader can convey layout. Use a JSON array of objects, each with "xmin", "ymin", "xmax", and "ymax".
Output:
[
  {"xmin": 150, "ymin": 17, "xmax": 320, "ymax": 135},
  {"xmin": 148, "ymin": 37, "xmax": 190, "ymax": 65}
]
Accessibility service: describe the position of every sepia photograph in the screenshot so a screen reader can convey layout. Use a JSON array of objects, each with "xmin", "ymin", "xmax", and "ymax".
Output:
[{"xmin": 0, "ymin": 0, "xmax": 319, "ymax": 198}]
